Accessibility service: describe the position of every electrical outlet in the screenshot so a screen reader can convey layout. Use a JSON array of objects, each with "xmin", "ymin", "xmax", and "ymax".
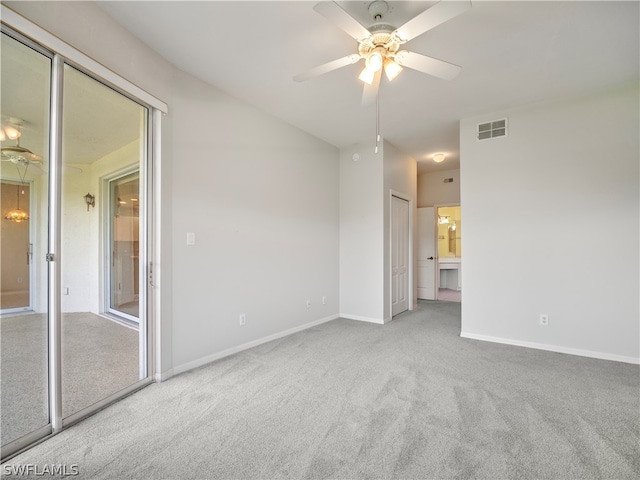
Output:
[
  {"xmin": 239, "ymin": 314, "xmax": 246, "ymax": 326},
  {"xmin": 306, "ymin": 300, "xmax": 311, "ymax": 309},
  {"xmin": 539, "ymin": 314, "xmax": 549, "ymax": 326}
]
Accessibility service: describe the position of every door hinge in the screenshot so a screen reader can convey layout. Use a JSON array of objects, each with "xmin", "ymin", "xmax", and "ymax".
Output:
[{"xmin": 46, "ymin": 253, "xmax": 55, "ymax": 262}]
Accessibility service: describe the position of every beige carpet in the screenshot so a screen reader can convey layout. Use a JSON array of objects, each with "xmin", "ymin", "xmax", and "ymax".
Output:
[
  {"xmin": 0, "ymin": 312, "xmax": 139, "ymax": 446},
  {"xmin": 3, "ymin": 301, "xmax": 639, "ymax": 479}
]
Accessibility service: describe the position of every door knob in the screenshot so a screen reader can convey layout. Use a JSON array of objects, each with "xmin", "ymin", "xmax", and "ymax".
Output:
[{"xmin": 427, "ymin": 256, "xmax": 434, "ymax": 260}]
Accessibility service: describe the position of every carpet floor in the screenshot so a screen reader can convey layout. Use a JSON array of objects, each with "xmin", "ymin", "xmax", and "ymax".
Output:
[
  {"xmin": 1, "ymin": 312, "xmax": 139, "ymax": 445},
  {"xmin": 3, "ymin": 301, "xmax": 639, "ymax": 479}
]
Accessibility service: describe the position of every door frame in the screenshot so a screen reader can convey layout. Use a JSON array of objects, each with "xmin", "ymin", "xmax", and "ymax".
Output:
[
  {"xmin": 389, "ymin": 190, "xmax": 414, "ymax": 320},
  {"xmin": 103, "ymin": 167, "xmax": 142, "ymax": 325}
]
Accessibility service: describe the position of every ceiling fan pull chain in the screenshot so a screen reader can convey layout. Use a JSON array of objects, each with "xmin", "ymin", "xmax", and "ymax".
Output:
[{"xmin": 375, "ymin": 90, "xmax": 380, "ymax": 154}]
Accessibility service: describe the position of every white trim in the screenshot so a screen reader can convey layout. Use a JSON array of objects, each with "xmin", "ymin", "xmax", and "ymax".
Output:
[
  {"xmin": 173, "ymin": 314, "xmax": 340, "ymax": 376},
  {"xmin": 340, "ymin": 313, "xmax": 387, "ymax": 325},
  {"xmin": 460, "ymin": 331, "xmax": 640, "ymax": 365},
  {"xmin": 1, "ymin": 5, "xmax": 168, "ymax": 114},
  {"xmin": 154, "ymin": 369, "xmax": 174, "ymax": 383}
]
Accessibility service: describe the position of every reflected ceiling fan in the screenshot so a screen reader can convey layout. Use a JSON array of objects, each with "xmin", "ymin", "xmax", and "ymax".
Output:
[
  {"xmin": 294, "ymin": 0, "xmax": 471, "ymax": 105},
  {"xmin": 1, "ymin": 122, "xmax": 81, "ymax": 175}
]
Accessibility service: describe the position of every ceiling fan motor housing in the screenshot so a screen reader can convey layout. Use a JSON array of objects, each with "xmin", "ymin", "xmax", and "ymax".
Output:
[{"xmin": 368, "ymin": 1, "xmax": 389, "ymax": 22}]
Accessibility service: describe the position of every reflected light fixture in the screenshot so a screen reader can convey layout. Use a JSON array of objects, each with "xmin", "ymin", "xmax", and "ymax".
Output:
[
  {"xmin": 433, "ymin": 153, "xmax": 446, "ymax": 163},
  {"xmin": 84, "ymin": 193, "xmax": 95, "ymax": 211},
  {"xmin": 0, "ymin": 125, "xmax": 21, "ymax": 142},
  {"xmin": 4, "ymin": 184, "xmax": 29, "ymax": 222}
]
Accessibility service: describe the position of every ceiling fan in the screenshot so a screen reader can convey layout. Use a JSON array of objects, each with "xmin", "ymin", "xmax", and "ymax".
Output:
[
  {"xmin": 294, "ymin": 0, "xmax": 471, "ymax": 105},
  {"xmin": 1, "ymin": 123, "xmax": 82, "ymax": 175},
  {"xmin": 1, "ymin": 131, "xmax": 46, "ymax": 176}
]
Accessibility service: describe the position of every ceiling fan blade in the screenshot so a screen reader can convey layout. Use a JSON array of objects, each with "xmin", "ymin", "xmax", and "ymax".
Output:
[
  {"xmin": 313, "ymin": 2, "xmax": 371, "ymax": 41},
  {"xmin": 394, "ymin": 51, "xmax": 461, "ymax": 80},
  {"xmin": 293, "ymin": 54, "xmax": 361, "ymax": 82},
  {"xmin": 361, "ymin": 70, "xmax": 382, "ymax": 107},
  {"xmin": 393, "ymin": 0, "xmax": 472, "ymax": 43}
]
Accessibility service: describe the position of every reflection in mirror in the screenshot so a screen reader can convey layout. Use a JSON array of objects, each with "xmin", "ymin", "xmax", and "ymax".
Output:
[
  {"xmin": 0, "ymin": 31, "xmax": 51, "ymax": 447},
  {"xmin": 61, "ymin": 64, "xmax": 147, "ymax": 418},
  {"xmin": 437, "ymin": 205, "xmax": 461, "ymax": 258}
]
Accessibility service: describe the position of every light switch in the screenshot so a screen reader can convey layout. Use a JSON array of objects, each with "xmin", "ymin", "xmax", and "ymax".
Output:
[{"xmin": 186, "ymin": 232, "xmax": 195, "ymax": 246}]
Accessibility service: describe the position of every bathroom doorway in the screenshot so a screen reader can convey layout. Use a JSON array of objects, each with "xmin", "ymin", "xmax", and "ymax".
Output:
[{"xmin": 436, "ymin": 205, "xmax": 461, "ymax": 302}]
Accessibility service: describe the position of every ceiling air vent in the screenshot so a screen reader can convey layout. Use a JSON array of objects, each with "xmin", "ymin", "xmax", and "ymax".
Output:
[
  {"xmin": 443, "ymin": 178, "xmax": 454, "ymax": 183},
  {"xmin": 477, "ymin": 118, "xmax": 507, "ymax": 141}
]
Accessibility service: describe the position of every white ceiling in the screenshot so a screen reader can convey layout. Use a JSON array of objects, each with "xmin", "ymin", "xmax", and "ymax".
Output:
[{"xmin": 94, "ymin": 1, "xmax": 638, "ymax": 174}]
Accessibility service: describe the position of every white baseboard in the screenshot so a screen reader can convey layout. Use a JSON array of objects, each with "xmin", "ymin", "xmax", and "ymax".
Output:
[
  {"xmin": 172, "ymin": 314, "xmax": 339, "ymax": 376},
  {"xmin": 339, "ymin": 313, "xmax": 386, "ymax": 325},
  {"xmin": 460, "ymin": 331, "xmax": 640, "ymax": 365},
  {"xmin": 154, "ymin": 369, "xmax": 174, "ymax": 382}
]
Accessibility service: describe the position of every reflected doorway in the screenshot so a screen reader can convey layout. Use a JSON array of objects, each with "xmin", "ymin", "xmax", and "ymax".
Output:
[
  {"xmin": 108, "ymin": 171, "xmax": 140, "ymax": 322},
  {"xmin": 1, "ymin": 181, "xmax": 31, "ymax": 312}
]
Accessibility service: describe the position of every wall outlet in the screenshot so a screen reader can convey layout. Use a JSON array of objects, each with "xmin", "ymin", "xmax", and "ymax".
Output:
[
  {"xmin": 539, "ymin": 314, "xmax": 549, "ymax": 326},
  {"xmin": 239, "ymin": 314, "xmax": 246, "ymax": 326},
  {"xmin": 306, "ymin": 300, "xmax": 311, "ymax": 309},
  {"xmin": 322, "ymin": 296, "xmax": 326, "ymax": 305}
]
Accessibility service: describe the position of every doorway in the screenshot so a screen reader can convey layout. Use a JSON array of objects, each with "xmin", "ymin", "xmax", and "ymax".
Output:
[
  {"xmin": 107, "ymin": 171, "xmax": 140, "ymax": 322},
  {"xmin": 1, "ymin": 181, "xmax": 32, "ymax": 312},
  {"xmin": 436, "ymin": 205, "xmax": 461, "ymax": 302}
]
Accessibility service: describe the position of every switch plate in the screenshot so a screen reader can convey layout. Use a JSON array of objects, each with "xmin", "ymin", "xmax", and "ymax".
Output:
[{"xmin": 186, "ymin": 232, "xmax": 195, "ymax": 246}]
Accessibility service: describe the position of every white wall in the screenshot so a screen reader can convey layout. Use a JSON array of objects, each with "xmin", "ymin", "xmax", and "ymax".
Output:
[
  {"xmin": 460, "ymin": 83, "xmax": 639, "ymax": 363},
  {"xmin": 417, "ymin": 168, "xmax": 460, "ymax": 207},
  {"xmin": 170, "ymin": 69, "xmax": 339, "ymax": 370},
  {"xmin": 383, "ymin": 140, "xmax": 417, "ymax": 316},
  {"xmin": 339, "ymin": 140, "xmax": 416, "ymax": 322},
  {"xmin": 339, "ymin": 143, "xmax": 384, "ymax": 322}
]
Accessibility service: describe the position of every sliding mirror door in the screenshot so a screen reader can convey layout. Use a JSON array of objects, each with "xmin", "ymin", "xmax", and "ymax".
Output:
[
  {"xmin": 60, "ymin": 65, "xmax": 148, "ymax": 419},
  {"xmin": 0, "ymin": 31, "xmax": 52, "ymax": 448}
]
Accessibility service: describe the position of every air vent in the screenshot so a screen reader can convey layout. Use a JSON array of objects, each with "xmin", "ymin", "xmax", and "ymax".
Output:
[
  {"xmin": 443, "ymin": 178, "xmax": 454, "ymax": 183},
  {"xmin": 477, "ymin": 118, "xmax": 508, "ymax": 141}
]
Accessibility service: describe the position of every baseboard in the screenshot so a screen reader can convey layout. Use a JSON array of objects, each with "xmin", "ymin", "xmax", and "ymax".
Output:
[
  {"xmin": 154, "ymin": 369, "xmax": 174, "ymax": 382},
  {"xmin": 460, "ymin": 331, "xmax": 640, "ymax": 365},
  {"xmin": 173, "ymin": 314, "xmax": 339, "ymax": 376},
  {"xmin": 339, "ymin": 313, "xmax": 386, "ymax": 325}
]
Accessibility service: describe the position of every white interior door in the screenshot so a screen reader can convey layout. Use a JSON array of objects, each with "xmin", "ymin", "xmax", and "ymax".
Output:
[
  {"xmin": 391, "ymin": 196, "xmax": 409, "ymax": 316},
  {"xmin": 417, "ymin": 207, "xmax": 436, "ymax": 300}
]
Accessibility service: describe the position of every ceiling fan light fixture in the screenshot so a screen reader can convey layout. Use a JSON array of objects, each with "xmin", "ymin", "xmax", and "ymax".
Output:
[
  {"xmin": 2, "ymin": 126, "xmax": 21, "ymax": 141},
  {"xmin": 365, "ymin": 51, "xmax": 383, "ymax": 73},
  {"xmin": 358, "ymin": 66, "xmax": 375, "ymax": 85},
  {"xmin": 383, "ymin": 58, "xmax": 403, "ymax": 81}
]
